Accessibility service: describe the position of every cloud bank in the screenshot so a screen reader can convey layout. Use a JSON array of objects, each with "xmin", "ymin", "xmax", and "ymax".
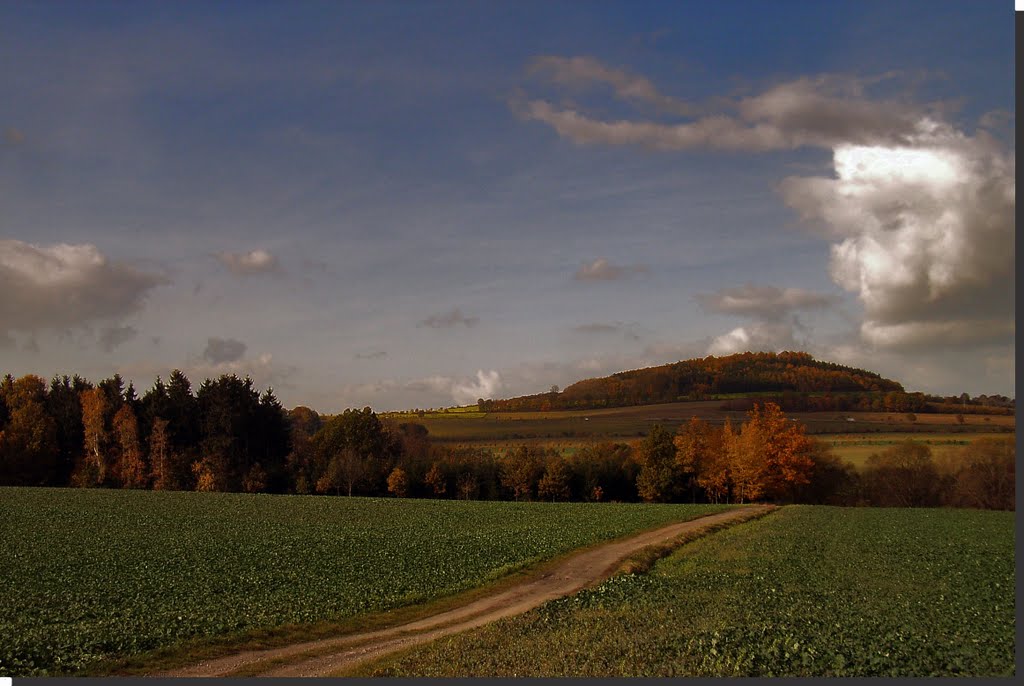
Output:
[
  {"xmin": 696, "ymin": 283, "xmax": 836, "ymax": 356},
  {"xmin": 524, "ymin": 57, "xmax": 1014, "ymax": 362},
  {"xmin": 780, "ymin": 130, "xmax": 1014, "ymax": 351},
  {"xmin": 696, "ymin": 284, "xmax": 836, "ymax": 321},
  {"xmin": 0, "ymin": 239, "xmax": 166, "ymax": 336},
  {"xmin": 520, "ymin": 72, "xmax": 929, "ymax": 152}
]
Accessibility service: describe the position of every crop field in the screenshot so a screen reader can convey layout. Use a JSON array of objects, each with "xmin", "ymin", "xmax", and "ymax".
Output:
[
  {"xmin": 360, "ymin": 506, "xmax": 1015, "ymax": 677},
  {"xmin": 0, "ymin": 488, "xmax": 729, "ymax": 676}
]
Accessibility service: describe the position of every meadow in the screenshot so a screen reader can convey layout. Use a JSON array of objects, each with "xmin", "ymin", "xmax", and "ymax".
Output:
[
  {"xmin": 359, "ymin": 506, "xmax": 1015, "ymax": 677},
  {"xmin": 0, "ymin": 487, "xmax": 728, "ymax": 676}
]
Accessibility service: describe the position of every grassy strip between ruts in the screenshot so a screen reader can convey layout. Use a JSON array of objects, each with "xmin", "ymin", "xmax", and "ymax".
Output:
[
  {"xmin": 353, "ymin": 505, "xmax": 1015, "ymax": 677},
  {"xmin": 0, "ymin": 487, "xmax": 730, "ymax": 676}
]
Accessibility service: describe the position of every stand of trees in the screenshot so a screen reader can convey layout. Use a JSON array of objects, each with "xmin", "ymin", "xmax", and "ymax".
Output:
[
  {"xmin": 0, "ymin": 371, "xmax": 292, "ymax": 493},
  {"xmin": 479, "ymin": 352, "xmax": 905, "ymax": 412},
  {"xmin": 0, "ymin": 378, "xmax": 1013, "ymax": 511}
]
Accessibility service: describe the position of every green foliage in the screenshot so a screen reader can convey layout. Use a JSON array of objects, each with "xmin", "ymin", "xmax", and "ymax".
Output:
[
  {"xmin": 365, "ymin": 506, "xmax": 1015, "ymax": 677},
  {"xmin": 0, "ymin": 487, "xmax": 727, "ymax": 676}
]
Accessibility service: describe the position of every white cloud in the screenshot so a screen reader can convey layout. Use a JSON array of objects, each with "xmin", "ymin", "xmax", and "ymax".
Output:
[
  {"xmin": 519, "ymin": 72, "xmax": 927, "ymax": 152},
  {"xmin": 780, "ymin": 128, "xmax": 1014, "ymax": 352},
  {"xmin": 0, "ymin": 239, "xmax": 166, "ymax": 336},
  {"xmin": 697, "ymin": 284, "xmax": 834, "ymax": 356},
  {"xmin": 528, "ymin": 55, "xmax": 697, "ymax": 115},
  {"xmin": 574, "ymin": 258, "xmax": 648, "ymax": 281},
  {"xmin": 696, "ymin": 284, "xmax": 836, "ymax": 321},
  {"xmin": 339, "ymin": 368, "xmax": 503, "ymax": 409},
  {"xmin": 707, "ymin": 323, "xmax": 801, "ymax": 356},
  {"xmin": 214, "ymin": 249, "xmax": 281, "ymax": 276},
  {"xmin": 451, "ymin": 369, "xmax": 502, "ymax": 404}
]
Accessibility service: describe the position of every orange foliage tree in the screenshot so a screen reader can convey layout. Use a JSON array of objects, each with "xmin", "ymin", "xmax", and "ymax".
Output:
[
  {"xmin": 692, "ymin": 418, "xmax": 735, "ymax": 504},
  {"xmin": 733, "ymin": 402, "xmax": 815, "ymax": 502},
  {"xmin": 79, "ymin": 387, "xmax": 109, "ymax": 486},
  {"xmin": 114, "ymin": 404, "xmax": 147, "ymax": 488}
]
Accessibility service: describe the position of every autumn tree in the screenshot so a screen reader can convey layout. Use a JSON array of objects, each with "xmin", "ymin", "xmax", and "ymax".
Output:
[
  {"xmin": 114, "ymin": 403, "xmax": 147, "ymax": 488},
  {"xmin": 149, "ymin": 417, "xmax": 172, "ymax": 490},
  {"xmin": 674, "ymin": 417, "xmax": 722, "ymax": 502},
  {"xmin": 424, "ymin": 462, "xmax": 447, "ymax": 497},
  {"xmin": 387, "ymin": 466, "xmax": 410, "ymax": 498},
  {"xmin": 500, "ymin": 446, "xmax": 546, "ymax": 501},
  {"xmin": 635, "ymin": 424, "xmax": 679, "ymax": 503},
  {"xmin": 0, "ymin": 375, "xmax": 58, "ymax": 486},
  {"xmin": 456, "ymin": 472, "xmax": 479, "ymax": 500},
  {"xmin": 242, "ymin": 463, "xmax": 268, "ymax": 493},
  {"xmin": 696, "ymin": 419, "xmax": 734, "ymax": 504},
  {"xmin": 79, "ymin": 387, "xmax": 110, "ymax": 486},
  {"xmin": 192, "ymin": 459, "xmax": 221, "ymax": 492},
  {"xmin": 729, "ymin": 402, "xmax": 815, "ymax": 503},
  {"xmin": 538, "ymin": 457, "xmax": 572, "ymax": 501}
]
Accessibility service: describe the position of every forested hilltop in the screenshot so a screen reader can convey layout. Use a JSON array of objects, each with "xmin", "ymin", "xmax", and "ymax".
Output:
[{"xmin": 480, "ymin": 352, "xmax": 908, "ymax": 412}]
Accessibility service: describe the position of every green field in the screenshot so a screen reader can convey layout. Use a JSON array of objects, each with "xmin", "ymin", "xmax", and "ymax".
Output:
[
  {"xmin": 825, "ymin": 432, "xmax": 1013, "ymax": 469},
  {"xmin": 360, "ymin": 506, "xmax": 1015, "ymax": 677},
  {"xmin": 0, "ymin": 488, "xmax": 728, "ymax": 676}
]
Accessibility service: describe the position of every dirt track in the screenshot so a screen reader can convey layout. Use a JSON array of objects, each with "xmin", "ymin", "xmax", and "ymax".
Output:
[{"xmin": 154, "ymin": 505, "xmax": 774, "ymax": 678}]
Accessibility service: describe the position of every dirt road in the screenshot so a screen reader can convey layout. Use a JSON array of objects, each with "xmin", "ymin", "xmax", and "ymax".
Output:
[{"xmin": 154, "ymin": 505, "xmax": 774, "ymax": 678}]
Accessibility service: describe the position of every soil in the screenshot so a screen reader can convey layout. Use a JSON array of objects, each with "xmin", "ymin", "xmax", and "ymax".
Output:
[{"xmin": 153, "ymin": 504, "xmax": 774, "ymax": 678}]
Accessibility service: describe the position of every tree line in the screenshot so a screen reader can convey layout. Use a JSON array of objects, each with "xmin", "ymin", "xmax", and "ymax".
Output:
[
  {"xmin": 479, "ymin": 351, "xmax": 906, "ymax": 412},
  {"xmin": 0, "ymin": 374, "xmax": 1012, "ymax": 510}
]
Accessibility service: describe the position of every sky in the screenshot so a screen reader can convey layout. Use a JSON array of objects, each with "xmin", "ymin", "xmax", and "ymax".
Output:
[{"xmin": 0, "ymin": 1, "xmax": 1015, "ymax": 412}]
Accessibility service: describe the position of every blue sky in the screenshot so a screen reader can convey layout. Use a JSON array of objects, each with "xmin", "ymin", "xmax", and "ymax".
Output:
[{"xmin": 0, "ymin": 1, "xmax": 1014, "ymax": 411}]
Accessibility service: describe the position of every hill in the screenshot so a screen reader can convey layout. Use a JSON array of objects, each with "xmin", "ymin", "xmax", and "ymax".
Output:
[{"xmin": 479, "ymin": 352, "xmax": 905, "ymax": 413}]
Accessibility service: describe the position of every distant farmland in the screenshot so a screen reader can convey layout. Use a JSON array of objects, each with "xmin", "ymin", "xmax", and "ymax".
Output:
[{"xmin": 384, "ymin": 401, "xmax": 1014, "ymax": 445}]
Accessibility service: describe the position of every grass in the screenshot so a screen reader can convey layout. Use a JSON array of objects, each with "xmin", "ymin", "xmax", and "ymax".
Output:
[
  {"xmin": 0, "ymin": 487, "xmax": 729, "ymax": 676},
  {"xmin": 356, "ymin": 506, "xmax": 1015, "ymax": 677}
]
